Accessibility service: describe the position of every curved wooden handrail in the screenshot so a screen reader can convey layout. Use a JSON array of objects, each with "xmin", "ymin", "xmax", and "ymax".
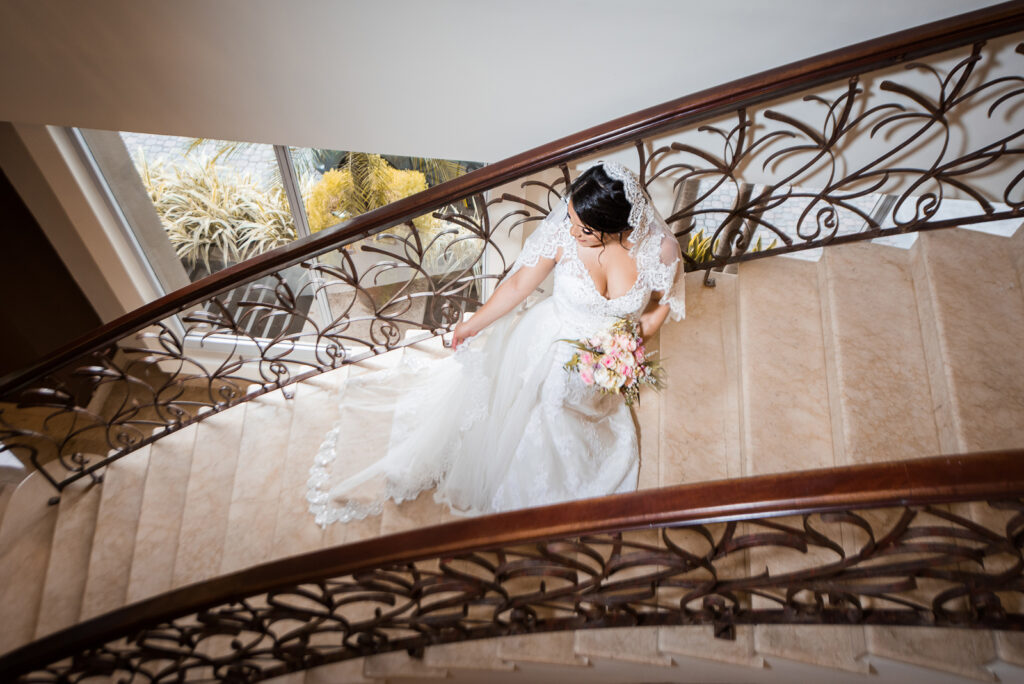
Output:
[
  {"xmin": 2, "ymin": 1, "xmax": 1022, "ymax": 396},
  {"xmin": 1, "ymin": 449, "xmax": 1023, "ymax": 678}
]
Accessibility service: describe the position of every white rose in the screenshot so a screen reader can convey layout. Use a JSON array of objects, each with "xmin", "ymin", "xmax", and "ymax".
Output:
[{"xmin": 594, "ymin": 367, "xmax": 616, "ymax": 390}]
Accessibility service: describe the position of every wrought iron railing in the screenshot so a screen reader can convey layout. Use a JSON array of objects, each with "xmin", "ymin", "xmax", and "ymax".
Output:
[
  {"xmin": 1, "ymin": 451, "xmax": 1022, "ymax": 682},
  {"xmin": 1, "ymin": 2, "xmax": 1022, "ymax": 494}
]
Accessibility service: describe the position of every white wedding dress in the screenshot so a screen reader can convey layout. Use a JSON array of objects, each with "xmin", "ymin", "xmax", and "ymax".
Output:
[{"xmin": 306, "ymin": 196, "xmax": 685, "ymax": 526}]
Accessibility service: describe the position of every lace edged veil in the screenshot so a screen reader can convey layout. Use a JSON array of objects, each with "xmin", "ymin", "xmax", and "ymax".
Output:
[{"xmin": 503, "ymin": 163, "xmax": 686, "ymax": 321}]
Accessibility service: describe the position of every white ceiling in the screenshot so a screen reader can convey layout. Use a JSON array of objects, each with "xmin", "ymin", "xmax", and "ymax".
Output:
[{"xmin": 0, "ymin": 0, "xmax": 1006, "ymax": 163}]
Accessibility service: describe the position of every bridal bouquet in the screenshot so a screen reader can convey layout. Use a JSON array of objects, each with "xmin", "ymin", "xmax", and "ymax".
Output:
[{"xmin": 563, "ymin": 318, "xmax": 664, "ymax": 406}]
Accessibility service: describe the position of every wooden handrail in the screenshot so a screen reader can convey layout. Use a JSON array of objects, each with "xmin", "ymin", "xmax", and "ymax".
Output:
[
  {"xmin": 1, "ymin": 449, "xmax": 1022, "ymax": 677},
  {"xmin": 1, "ymin": 1, "xmax": 1022, "ymax": 396}
]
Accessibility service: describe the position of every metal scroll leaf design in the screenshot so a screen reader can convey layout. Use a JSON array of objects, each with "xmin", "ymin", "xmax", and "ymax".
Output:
[
  {"xmin": 639, "ymin": 40, "xmax": 1024, "ymax": 269},
  {"xmin": 1, "ymin": 39, "xmax": 1023, "ymax": 492},
  {"xmin": 11, "ymin": 502, "xmax": 1024, "ymax": 682}
]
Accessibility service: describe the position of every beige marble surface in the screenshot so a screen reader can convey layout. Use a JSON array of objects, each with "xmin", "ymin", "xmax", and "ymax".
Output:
[
  {"xmin": 303, "ymin": 659, "xmax": 376, "ymax": 684},
  {"xmin": 34, "ymin": 478, "xmax": 101, "ymax": 638},
  {"xmin": 497, "ymin": 632, "xmax": 589, "ymax": 666},
  {"xmin": 658, "ymin": 272, "xmax": 742, "ymax": 487},
  {"xmin": 575, "ymin": 626, "xmax": 674, "ymax": 666},
  {"xmin": 125, "ymin": 424, "xmax": 198, "ymax": 603},
  {"xmin": 756, "ymin": 624, "xmax": 869, "ymax": 674},
  {"xmin": 363, "ymin": 650, "xmax": 448, "ymax": 679},
  {"xmin": 268, "ymin": 374, "xmax": 339, "ymax": 561},
  {"xmin": 0, "ymin": 472, "xmax": 58, "ymax": 654},
  {"xmin": 219, "ymin": 389, "xmax": 295, "ymax": 574},
  {"xmin": 1012, "ymin": 224, "xmax": 1024, "ymax": 294},
  {"xmin": 914, "ymin": 229, "xmax": 1024, "ymax": 453},
  {"xmin": 821, "ymin": 242, "xmax": 942, "ymax": 464},
  {"xmin": 172, "ymin": 406, "xmax": 247, "ymax": 586},
  {"xmin": 659, "ymin": 624, "xmax": 764, "ymax": 669},
  {"xmin": 866, "ymin": 625, "xmax": 997, "ymax": 681},
  {"xmin": 737, "ymin": 258, "xmax": 836, "ymax": 475},
  {"xmin": 79, "ymin": 446, "xmax": 150, "ymax": 620},
  {"xmin": 423, "ymin": 637, "xmax": 515, "ymax": 671}
]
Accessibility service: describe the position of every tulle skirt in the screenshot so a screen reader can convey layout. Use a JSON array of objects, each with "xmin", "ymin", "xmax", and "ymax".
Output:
[{"xmin": 306, "ymin": 296, "xmax": 639, "ymax": 526}]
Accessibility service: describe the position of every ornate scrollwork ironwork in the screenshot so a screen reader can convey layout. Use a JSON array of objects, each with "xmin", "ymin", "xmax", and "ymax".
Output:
[
  {"xmin": 6, "ymin": 500, "xmax": 1024, "ymax": 682},
  {"xmin": 0, "ymin": 36, "xmax": 1021, "ymax": 493}
]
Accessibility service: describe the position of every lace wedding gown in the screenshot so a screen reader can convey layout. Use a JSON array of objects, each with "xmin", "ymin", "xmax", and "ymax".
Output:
[{"xmin": 307, "ymin": 196, "xmax": 685, "ymax": 526}]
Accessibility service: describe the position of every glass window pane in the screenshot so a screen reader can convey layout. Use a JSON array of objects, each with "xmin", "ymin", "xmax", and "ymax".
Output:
[
  {"xmin": 289, "ymin": 148, "xmax": 487, "ymax": 341},
  {"xmin": 81, "ymin": 128, "xmax": 298, "ymax": 286}
]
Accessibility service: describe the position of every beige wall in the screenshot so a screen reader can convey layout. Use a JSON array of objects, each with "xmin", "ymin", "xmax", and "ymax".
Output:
[{"xmin": 0, "ymin": 0, "xmax": 1004, "ymax": 163}]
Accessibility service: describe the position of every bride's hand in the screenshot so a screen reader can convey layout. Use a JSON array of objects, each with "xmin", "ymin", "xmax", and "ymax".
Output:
[{"xmin": 451, "ymin": 320, "xmax": 478, "ymax": 349}]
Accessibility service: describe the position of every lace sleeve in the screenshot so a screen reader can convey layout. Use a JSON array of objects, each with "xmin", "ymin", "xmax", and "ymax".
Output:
[
  {"xmin": 506, "ymin": 197, "xmax": 572, "ymax": 278},
  {"xmin": 650, "ymin": 232, "xmax": 686, "ymax": 321}
]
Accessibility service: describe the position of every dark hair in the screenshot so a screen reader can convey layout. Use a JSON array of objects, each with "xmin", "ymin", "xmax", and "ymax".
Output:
[{"xmin": 568, "ymin": 165, "xmax": 631, "ymax": 234}]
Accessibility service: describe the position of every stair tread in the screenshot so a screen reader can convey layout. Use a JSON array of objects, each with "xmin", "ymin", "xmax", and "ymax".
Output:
[
  {"xmin": 0, "ymin": 472, "xmax": 59, "ymax": 654},
  {"xmin": 80, "ymin": 446, "xmax": 151, "ymax": 620},
  {"xmin": 35, "ymin": 478, "xmax": 102, "ymax": 638},
  {"xmin": 737, "ymin": 257, "xmax": 836, "ymax": 476},
  {"xmin": 219, "ymin": 389, "xmax": 296, "ymax": 574},
  {"xmin": 914, "ymin": 229, "xmax": 1024, "ymax": 453},
  {"xmin": 822, "ymin": 241, "xmax": 940, "ymax": 466},
  {"xmin": 659, "ymin": 625, "xmax": 764, "ymax": 670},
  {"xmin": 659, "ymin": 271, "xmax": 741, "ymax": 486},
  {"xmin": 172, "ymin": 407, "xmax": 248, "ymax": 587},
  {"xmin": 125, "ymin": 425, "xmax": 198, "ymax": 603},
  {"xmin": 866, "ymin": 625, "xmax": 997, "ymax": 682}
]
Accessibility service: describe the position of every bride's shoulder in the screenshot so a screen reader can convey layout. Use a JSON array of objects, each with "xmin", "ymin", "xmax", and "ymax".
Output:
[{"xmin": 635, "ymin": 229, "xmax": 682, "ymax": 268}]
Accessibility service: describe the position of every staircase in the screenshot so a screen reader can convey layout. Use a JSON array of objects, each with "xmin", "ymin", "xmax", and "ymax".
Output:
[{"xmin": 2, "ymin": 224, "xmax": 1024, "ymax": 682}]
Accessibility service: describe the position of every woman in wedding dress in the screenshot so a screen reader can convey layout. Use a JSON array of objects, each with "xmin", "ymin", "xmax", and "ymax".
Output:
[{"xmin": 307, "ymin": 161, "xmax": 685, "ymax": 526}]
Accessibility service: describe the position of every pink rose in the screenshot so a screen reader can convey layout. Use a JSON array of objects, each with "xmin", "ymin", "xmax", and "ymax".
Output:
[
  {"xmin": 580, "ymin": 366, "xmax": 595, "ymax": 385},
  {"xmin": 581, "ymin": 351, "xmax": 594, "ymax": 366},
  {"xmin": 635, "ymin": 350, "xmax": 645, "ymax": 363},
  {"xmin": 601, "ymin": 355, "xmax": 617, "ymax": 369}
]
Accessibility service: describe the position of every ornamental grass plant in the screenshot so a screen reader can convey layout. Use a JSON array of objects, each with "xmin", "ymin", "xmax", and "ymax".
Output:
[{"xmin": 137, "ymin": 151, "xmax": 296, "ymax": 273}]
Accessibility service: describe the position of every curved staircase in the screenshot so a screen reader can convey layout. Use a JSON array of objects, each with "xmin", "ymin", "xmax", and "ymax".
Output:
[{"xmin": 3, "ymin": 223, "xmax": 1024, "ymax": 682}]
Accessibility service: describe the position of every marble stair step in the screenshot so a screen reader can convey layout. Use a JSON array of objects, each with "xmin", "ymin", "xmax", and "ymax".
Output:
[
  {"xmin": 575, "ymin": 627, "xmax": 674, "ymax": 667},
  {"xmin": 866, "ymin": 626, "xmax": 997, "ymax": 682},
  {"xmin": 362, "ymin": 650, "xmax": 448, "ymax": 679},
  {"xmin": 0, "ymin": 471, "xmax": 60, "ymax": 655},
  {"xmin": 34, "ymin": 477, "xmax": 102, "ymax": 638},
  {"xmin": 302, "ymin": 659, "xmax": 379, "ymax": 683},
  {"xmin": 1011, "ymin": 222, "xmax": 1024, "ymax": 291},
  {"xmin": 497, "ymin": 633, "xmax": 588, "ymax": 667},
  {"xmin": 171, "ymin": 405, "xmax": 248, "ymax": 587},
  {"xmin": 268, "ymin": 372, "xmax": 346, "ymax": 562},
  {"xmin": 658, "ymin": 625, "xmax": 765, "ymax": 670},
  {"xmin": 755, "ymin": 625, "xmax": 870, "ymax": 675},
  {"xmin": 657, "ymin": 271, "xmax": 741, "ymax": 487},
  {"xmin": 736, "ymin": 257, "xmax": 836, "ymax": 477},
  {"xmin": 79, "ymin": 446, "xmax": 151, "ymax": 620},
  {"xmin": 819, "ymin": 241, "xmax": 941, "ymax": 466},
  {"xmin": 0, "ymin": 482, "xmax": 18, "ymax": 528},
  {"xmin": 124, "ymin": 424, "xmax": 199, "ymax": 603},
  {"xmin": 911, "ymin": 228, "xmax": 1024, "ymax": 455},
  {"xmin": 421, "ymin": 638, "xmax": 515, "ymax": 672},
  {"xmin": 318, "ymin": 350, "xmax": 407, "ymax": 549},
  {"xmin": 219, "ymin": 389, "xmax": 296, "ymax": 575}
]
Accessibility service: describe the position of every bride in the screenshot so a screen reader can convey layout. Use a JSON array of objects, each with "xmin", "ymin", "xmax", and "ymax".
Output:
[{"xmin": 307, "ymin": 161, "xmax": 685, "ymax": 526}]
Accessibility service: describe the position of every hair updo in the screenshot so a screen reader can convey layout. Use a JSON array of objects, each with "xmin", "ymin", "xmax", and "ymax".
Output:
[{"xmin": 568, "ymin": 164, "xmax": 632, "ymax": 234}]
